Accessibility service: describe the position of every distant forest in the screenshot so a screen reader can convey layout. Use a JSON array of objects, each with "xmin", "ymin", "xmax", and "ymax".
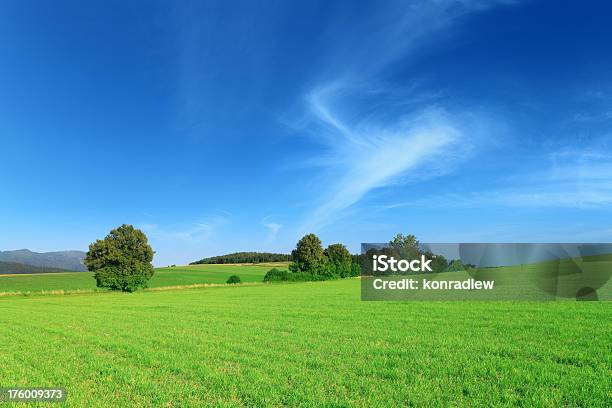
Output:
[
  {"xmin": 0, "ymin": 261, "xmax": 67, "ymax": 275},
  {"xmin": 190, "ymin": 252, "xmax": 292, "ymax": 265}
]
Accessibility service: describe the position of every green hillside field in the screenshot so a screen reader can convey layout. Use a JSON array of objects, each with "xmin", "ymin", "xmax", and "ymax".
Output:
[
  {"xmin": 0, "ymin": 263, "xmax": 288, "ymax": 295},
  {"xmin": 0, "ymin": 279, "xmax": 610, "ymax": 407}
]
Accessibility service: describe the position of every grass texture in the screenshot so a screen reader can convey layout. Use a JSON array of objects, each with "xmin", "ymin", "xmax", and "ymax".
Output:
[{"xmin": 0, "ymin": 279, "xmax": 610, "ymax": 407}]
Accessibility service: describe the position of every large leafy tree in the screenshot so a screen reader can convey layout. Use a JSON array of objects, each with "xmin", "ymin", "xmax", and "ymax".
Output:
[
  {"xmin": 85, "ymin": 224, "xmax": 155, "ymax": 292},
  {"xmin": 290, "ymin": 233, "xmax": 327, "ymax": 275}
]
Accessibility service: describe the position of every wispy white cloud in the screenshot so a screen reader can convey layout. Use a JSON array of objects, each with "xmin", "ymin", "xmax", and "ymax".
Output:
[
  {"xmin": 140, "ymin": 215, "xmax": 227, "ymax": 242},
  {"xmin": 301, "ymin": 93, "xmax": 470, "ymax": 230},
  {"xmin": 262, "ymin": 216, "xmax": 283, "ymax": 241},
  {"xmin": 382, "ymin": 148, "xmax": 612, "ymax": 210},
  {"xmin": 572, "ymin": 110, "xmax": 612, "ymax": 123},
  {"xmin": 296, "ymin": 0, "xmax": 509, "ymax": 231},
  {"xmin": 138, "ymin": 214, "xmax": 229, "ymax": 266},
  {"xmin": 386, "ymin": 187, "xmax": 612, "ymax": 209}
]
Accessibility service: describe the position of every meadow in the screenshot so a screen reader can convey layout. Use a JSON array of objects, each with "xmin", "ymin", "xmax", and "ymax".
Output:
[
  {"xmin": 0, "ymin": 263, "xmax": 288, "ymax": 295},
  {"xmin": 0, "ymin": 278, "xmax": 610, "ymax": 407}
]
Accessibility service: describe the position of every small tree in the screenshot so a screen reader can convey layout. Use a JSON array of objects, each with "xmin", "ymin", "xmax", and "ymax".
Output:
[
  {"xmin": 85, "ymin": 224, "xmax": 155, "ymax": 292},
  {"xmin": 289, "ymin": 233, "xmax": 327, "ymax": 275}
]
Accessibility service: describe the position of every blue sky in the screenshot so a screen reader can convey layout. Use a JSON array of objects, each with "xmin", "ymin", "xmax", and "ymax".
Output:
[{"xmin": 1, "ymin": 0, "xmax": 612, "ymax": 266}]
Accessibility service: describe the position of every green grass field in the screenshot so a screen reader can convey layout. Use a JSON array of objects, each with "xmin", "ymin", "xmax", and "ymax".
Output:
[
  {"xmin": 0, "ymin": 279, "xmax": 610, "ymax": 407},
  {"xmin": 0, "ymin": 263, "xmax": 288, "ymax": 295}
]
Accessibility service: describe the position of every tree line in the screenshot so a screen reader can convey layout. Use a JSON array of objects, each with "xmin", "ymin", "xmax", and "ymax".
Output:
[
  {"xmin": 264, "ymin": 233, "xmax": 360, "ymax": 282},
  {"xmin": 265, "ymin": 233, "xmax": 473, "ymax": 282},
  {"xmin": 190, "ymin": 252, "xmax": 291, "ymax": 265},
  {"xmin": 83, "ymin": 225, "xmax": 473, "ymax": 292}
]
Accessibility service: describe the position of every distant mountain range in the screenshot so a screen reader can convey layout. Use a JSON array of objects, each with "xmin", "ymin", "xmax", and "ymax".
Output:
[{"xmin": 0, "ymin": 249, "xmax": 87, "ymax": 272}]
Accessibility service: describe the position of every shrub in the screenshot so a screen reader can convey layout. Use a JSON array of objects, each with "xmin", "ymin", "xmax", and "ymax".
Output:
[
  {"xmin": 85, "ymin": 224, "xmax": 155, "ymax": 292},
  {"xmin": 445, "ymin": 260, "xmax": 466, "ymax": 272},
  {"xmin": 226, "ymin": 275, "xmax": 241, "ymax": 284},
  {"xmin": 263, "ymin": 268, "xmax": 322, "ymax": 283},
  {"xmin": 263, "ymin": 268, "xmax": 291, "ymax": 282},
  {"xmin": 291, "ymin": 272, "xmax": 319, "ymax": 282},
  {"xmin": 423, "ymin": 251, "xmax": 448, "ymax": 273}
]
